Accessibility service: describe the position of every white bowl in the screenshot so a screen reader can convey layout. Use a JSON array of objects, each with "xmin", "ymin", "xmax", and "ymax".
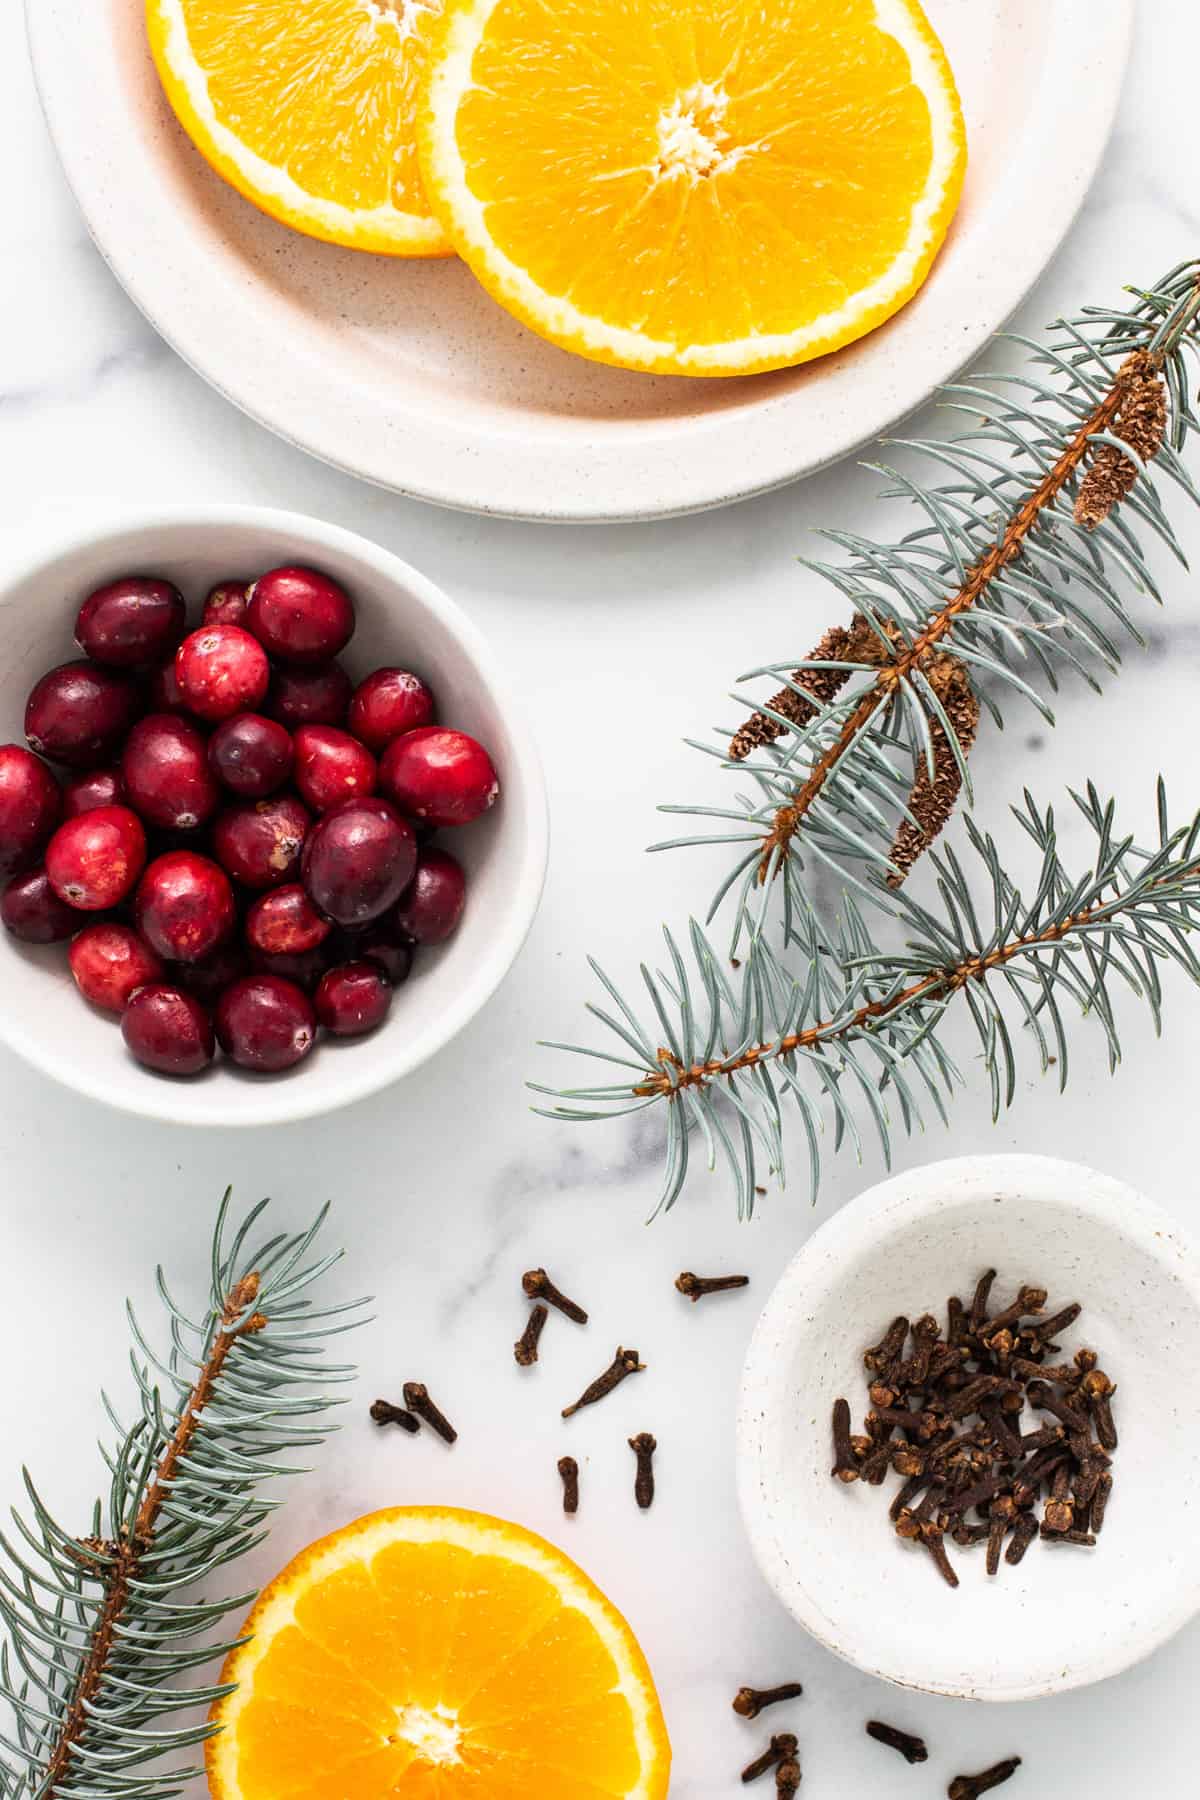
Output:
[
  {"xmin": 737, "ymin": 1154, "xmax": 1200, "ymax": 1701},
  {"xmin": 0, "ymin": 506, "xmax": 548, "ymax": 1126}
]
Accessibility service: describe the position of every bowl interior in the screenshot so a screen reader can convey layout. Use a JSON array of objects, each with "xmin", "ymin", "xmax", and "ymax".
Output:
[
  {"xmin": 738, "ymin": 1155, "xmax": 1200, "ymax": 1700},
  {"xmin": 0, "ymin": 511, "xmax": 545, "ymax": 1125}
]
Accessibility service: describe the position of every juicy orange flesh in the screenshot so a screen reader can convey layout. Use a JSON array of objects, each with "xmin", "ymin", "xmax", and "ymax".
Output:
[
  {"xmin": 178, "ymin": 0, "xmax": 439, "ymax": 217},
  {"xmin": 231, "ymin": 1541, "xmax": 642, "ymax": 1796},
  {"xmin": 454, "ymin": 0, "xmax": 936, "ymax": 345}
]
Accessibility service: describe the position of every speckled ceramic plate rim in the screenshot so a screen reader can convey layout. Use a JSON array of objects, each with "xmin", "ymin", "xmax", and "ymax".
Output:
[
  {"xmin": 25, "ymin": 1, "xmax": 1133, "ymax": 521},
  {"xmin": 736, "ymin": 1153, "xmax": 1200, "ymax": 1701}
]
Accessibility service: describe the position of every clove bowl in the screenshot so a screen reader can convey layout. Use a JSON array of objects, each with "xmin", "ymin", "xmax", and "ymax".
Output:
[{"xmin": 737, "ymin": 1153, "xmax": 1200, "ymax": 1700}]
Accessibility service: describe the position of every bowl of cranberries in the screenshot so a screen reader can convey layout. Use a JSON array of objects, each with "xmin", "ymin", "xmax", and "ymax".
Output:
[{"xmin": 0, "ymin": 509, "xmax": 547, "ymax": 1123}]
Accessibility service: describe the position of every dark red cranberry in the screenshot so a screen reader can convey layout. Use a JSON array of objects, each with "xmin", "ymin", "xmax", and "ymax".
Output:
[
  {"xmin": 246, "ymin": 567, "xmax": 355, "ymax": 666},
  {"xmin": 135, "ymin": 850, "xmax": 236, "ymax": 962},
  {"xmin": 216, "ymin": 974, "xmax": 316, "ymax": 1072},
  {"xmin": 208, "ymin": 713, "xmax": 293, "ymax": 798},
  {"xmin": 25, "ymin": 661, "xmax": 139, "ymax": 769},
  {"xmin": 379, "ymin": 727, "xmax": 499, "ymax": 827},
  {"xmin": 174, "ymin": 625, "xmax": 270, "ymax": 721},
  {"xmin": 202, "ymin": 580, "xmax": 251, "ymax": 628},
  {"xmin": 267, "ymin": 661, "xmax": 352, "ymax": 728},
  {"xmin": 147, "ymin": 660, "xmax": 191, "ymax": 715},
  {"xmin": 344, "ymin": 924, "xmax": 413, "ymax": 986},
  {"xmin": 121, "ymin": 715, "xmax": 220, "ymax": 831},
  {"xmin": 1, "ymin": 868, "xmax": 78, "ymax": 942},
  {"xmin": 348, "ymin": 668, "xmax": 435, "ymax": 752},
  {"xmin": 45, "ymin": 806, "xmax": 147, "ymax": 910},
  {"xmin": 63, "ymin": 767, "xmax": 126, "ymax": 818},
  {"xmin": 245, "ymin": 884, "xmax": 331, "ymax": 957},
  {"xmin": 393, "ymin": 848, "xmax": 466, "ymax": 944},
  {"xmin": 249, "ymin": 945, "xmax": 329, "ymax": 990},
  {"xmin": 122, "ymin": 983, "xmax": 214, "ymax": 1075},
  {"xmin": 0, "ymin": 745, "xmax": 61, "ymax": 876},
  {"xmin": 68, "ymin": 922, "xmax": 163, "ymax": 1013},
  {"xmin": 75, "ymin": 577, "xmax": 186, "ymax": 668},
  {"xmin": 171, "ymin": 941, "xmax": 249, "ymax": 1004},
  {"xmin": 212, "ymin": 794, "xmax": 311, "ymax": 889},
  {"xmin": 315, "ymin": 961, "xmax": 392, "ymax": 1037},
  {"xmin": 301, "ymin": 796, "xmax": 416, "ymax": 927},
  {"xmin": 293, "ymin": 725, "xmax": 376, "ymax": 813}
]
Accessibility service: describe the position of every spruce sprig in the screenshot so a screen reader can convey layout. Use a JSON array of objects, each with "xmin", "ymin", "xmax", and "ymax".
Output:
[{"xmin": 0, "ymin": 1192, "xmax": 366, "ymax": 1800}]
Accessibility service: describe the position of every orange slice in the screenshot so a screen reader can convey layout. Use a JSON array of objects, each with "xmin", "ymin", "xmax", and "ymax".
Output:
[
  {"xmin": 419, "ymin": 0, "xmax": 967, "ymax": 375},
  {"xmin": 146, "ymin": 0, "xmax": 451, "ymax": 256},
  {"xmin": 207, "ymin": 1507, "xmax": 671, "ymax": 1799}
]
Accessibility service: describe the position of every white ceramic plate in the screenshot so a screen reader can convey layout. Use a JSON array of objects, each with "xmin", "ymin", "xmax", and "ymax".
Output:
[
  {"xmin": 737, "ymin": 1155, "xmax": 1200, "ymax": 1700},
  {"xmin": 27, "ymin": 1, "xmax": 1131, "ymax": 521}
]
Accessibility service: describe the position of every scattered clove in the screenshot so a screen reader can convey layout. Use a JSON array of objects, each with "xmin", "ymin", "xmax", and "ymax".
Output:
[
  {"xmin": 675, "ymin": 1271, "xmax": 750, "ymax": 1302},
  {"xmin": 733, "ymin": 1683, "xmax": 804, "ymax": 1720},
  {"xmin": 629, "ymin": 1432, "xmax": 657, "ymax": 1509},
  {"xmin": 514, "ymin": 1303, "xmax": 549, "ymax": 1367},
  {"xmin": 865, "ymin": 1721, "xmax": 928, "ymax": 1765},
  {"xmin": 369, "ymin": 1399, "xmax": 419, "ymax": 1433},
  {"xmin": 740, "ymin": 1733, "xmax": 797, "ymax": 1785},
  {"xmin": 948, "ymin": 1756, "xmax": 1022, "ymax": 1799},
  {"xmin": 557, "ymin": 1455, "xmax": 579, "ymax": 1515},
  {"xmin": 402, "ymin": 1382, "xmax": 457, "ymax": 1444},
  {"xmin": 830, "ymin": 1398, "xmax": 859, "ymax": 1483},
  {"xmin": 562, "ymin": 1346, "xmax": 645, "ymax": 1418},
  {"xmin": 523, "ymin": 1267, "xmax": 588, "ymax": 1324}
]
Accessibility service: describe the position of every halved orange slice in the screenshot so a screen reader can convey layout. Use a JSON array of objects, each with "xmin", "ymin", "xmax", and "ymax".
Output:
[
  {"xmin": 207, "ymin": 1506, "xmax": 671, "ymax": 1798},
  {"xmin": 146, "ymin": 0, "xmax": 451, "ymax": 256},
  {"xmin": 419, "ymin": 0, "xmax": 967, "ymax": 374}
]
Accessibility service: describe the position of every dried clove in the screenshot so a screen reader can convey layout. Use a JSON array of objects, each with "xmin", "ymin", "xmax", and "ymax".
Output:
[
  {"xmin": 514, "ymin": 1303, "xmax": 549, "ymax": 1367},
  {"xmin": 1091, "ymin": 1469, "xmax": 1113, "ymax": 1533},
  {"xmin": 629, "ymin": 1433, "xmax": 657, "ymax": 1508},
  {"xmin": 557, "ymin": 1455, "xmax": 579, "ymax": 1515},
  {"xmin": 562, "ymin": 1346, "xmax": 645, "ymax": 1418},
  {"xmin": 1004, "ymin": 1510, "xmax": 1038, "ymax": 1566},
  {"xmin": 733, "ymin": 1683, "xmax": 804, "ymax": 1720},
  {"xmin": 865, "ymin": 1721, "xmax": 928, "ymax": 1764},
  {"xmin": 675, "ymin": 1270, "xmax": 750, "ymax": 1302},
  {"xmin": 831, "ymin": 1398, "xmax": 859, "ymax": 1483},
  {"xmin": 402, "ymin": 1382, "xmax": 457, "ymax": 1444},
  {"xmin": 948, "ymin": 1756, "xmax": 1022, "ymax": 1799},
  {"xmin": 369, "ymin": 1399, "xmax": 419, "ymax": 1433},
  {"xmin": 523, "ymin": 1267, "xmax": 588, "ymax": 1324},
  {"xmin": 740, "ymin": 1733, "xmax": 797, "ymax": 1785}
]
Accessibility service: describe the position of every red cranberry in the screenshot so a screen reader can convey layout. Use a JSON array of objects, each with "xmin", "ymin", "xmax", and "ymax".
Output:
[
  {"xmin": 1, "ymin": 868, "xmax": 78, "ymax": 942},
  {"xmin": 135, "ymin": 850, "xmax": 236, "ymax": 962},
  {"xmin": 202, "ymin": 580, "xmax": 251, "ymax": 627},
  {"xmin": 208, "ymin": 713, "xmax": 293, "ymax": 798},
  {"xmin": 293, "ymin": 725, "xmax": 377, "ymax": 813},
  {"xmin": 0, "ymin": 745, "xmax": 61, "ymax": 876},
  {"xmin": 301, "ymin": 797, "xmax": 416, "ymax": 927},
  {"xmin": 315, "ymin": 961, "xmax": 392, "ymax": 1037},
  {"xmin": 68, "ymin": 922, "xmax": 164, "ymax": 1013},
  {"xmin": 147, "ymin": 660, "xmax": 191, "ymax": 715},
  {"xmin": 379, "ymin": 727, "xmax": 499, "ymax": 827},
  {"xmin": 75, "ymin": 577, "xmax": 185, "ymax": 668},
  {"xmin": 267, "ymin": 661, "xmax": 352, "ymax": 728},
  {"xmin": 63, "ymin": 767, "xmax": 126, "ymax": 818},
  {"xmin": 216, "ymin": 974, "xmax": 316, "ymax": 1072},
  {"xmin": 25, "ymin": 661, "xmax": 140, "ymax": 769},
  {"xmin": 121, "ymin": 715, "xmax": 220, "ymax": 831},
  {"xmin": 344, "ymin": 924, "xmax": 413, "ymax": 985},
  {"xmin": 171, "ymin": 941, "xmax": 249, "ymax": 1004},
  {"xmin": 122, "ymin": 983, "xmax": 214, "ymax": 1075},
  {"xmin": 249, "ymin": 945, "xmax": 329, "ymax": 990},
  {"xmin": 247, "ymin": 567, "xmax": 355, "ymax": 666},
  {"xmin": 348, "ymin": 668, "xmax": 435, "ymax": 752},
  {"xmin": 175, "ymin": 625, "xmax": 270, "ymax": 721},
  {"xmin": 45, "ymin": 806, "xmax": 147, "ymax": 910},
  {"xmin": 393, "ymin": 848, "xmax": 466, "ymax": 944},
  {"xmin": 212, "ymin": 794, "xmax": 311, "ymax": 890},
  {"xmin": 245, "ymin": 884, "xmax": 331, "ymax": 957}
]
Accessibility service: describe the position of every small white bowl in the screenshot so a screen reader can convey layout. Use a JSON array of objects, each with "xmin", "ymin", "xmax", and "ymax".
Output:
[
  {"xmin": 737, "ymin": 1154, "xmax": 1200, "ymax": 1701},
  {"xmin": 0, "ymin": 506, "xmax": 548, "ymax": 1127}
]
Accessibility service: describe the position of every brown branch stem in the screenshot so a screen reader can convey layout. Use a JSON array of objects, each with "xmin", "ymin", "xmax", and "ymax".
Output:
[{"xmin": 39, "ymin": 1275, "xmax": 266, "ymax": 1798}]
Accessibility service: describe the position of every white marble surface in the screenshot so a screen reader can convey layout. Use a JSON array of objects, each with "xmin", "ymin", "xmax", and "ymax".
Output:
[{"xmin": 2, "ymin": 4, "xmax": 1199, "ymax": 1795}]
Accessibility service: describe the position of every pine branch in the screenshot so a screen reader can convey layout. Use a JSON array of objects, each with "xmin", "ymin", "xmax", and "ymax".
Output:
[
  {"xmin": 654, "ymin": 262, "xmax": 1200, "ymax": 940},
  {"xmin": 0, "ymin": 1193, "xmax": 366, "ymax": 1800},
  {"xmin": 533, "ymin": 780, "xmax": 1200, "ymax": 1216}
]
